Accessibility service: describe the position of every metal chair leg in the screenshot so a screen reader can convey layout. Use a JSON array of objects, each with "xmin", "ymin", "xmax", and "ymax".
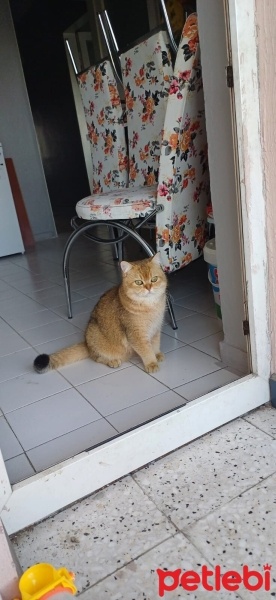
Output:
[
  {"xmin": 112, "ymin": 227, "xmax": 124, "ymax": 261},
  {"xmin": 117, "ymin": 239, "xmax": 123, "ymax": 262},
  {"xmin": 63, "ymin": 227, "xmax": 83, "ymax": 318},
  {"xmin": 63, "ymin": 220, "xmax": 155, "ymax": 319},
  {"xmin": 63, "ymin": 219, "xmax": 177, "ymax": 330},
  {"xmin": 166, "ymin": 292, "xmax": 178, "ymax": 330},
  {"xmin": 109, "ymin": 226, "xmax": 119, "ymax": 260}
]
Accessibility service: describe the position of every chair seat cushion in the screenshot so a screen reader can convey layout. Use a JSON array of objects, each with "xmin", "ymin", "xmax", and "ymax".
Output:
[{"xmin": 76, "ymin": 186, "xmax": 157, "ymax": 220}]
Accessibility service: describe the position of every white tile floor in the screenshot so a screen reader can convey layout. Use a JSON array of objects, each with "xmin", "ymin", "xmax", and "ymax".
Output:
[
  {"xmin": 0, "ymin": 233, "xmax": 241, "ymax": 484},
  {"xmin": 12, "ymin": 404, "xmax": 276, "ymax": 599}
]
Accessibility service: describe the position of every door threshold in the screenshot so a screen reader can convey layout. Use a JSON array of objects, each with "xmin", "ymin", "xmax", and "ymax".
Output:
[{"xmin": 1, "ymin": 374, "xmax": 268, "ymax": 535}]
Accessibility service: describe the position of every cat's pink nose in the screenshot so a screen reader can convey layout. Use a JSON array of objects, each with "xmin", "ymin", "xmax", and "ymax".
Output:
[{"xmin": 145, "ymin": 284, "xmax": 152, "ymax": 291}]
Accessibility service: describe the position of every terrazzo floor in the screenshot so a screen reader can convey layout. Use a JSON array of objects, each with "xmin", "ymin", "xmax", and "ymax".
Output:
[
  {"xmin": 0, "ymin": 232, "xmax": 243, "ymax": 485},
  {"xmin": 12, "ymin": 403, "xmax": 276, "ymax": 599}
]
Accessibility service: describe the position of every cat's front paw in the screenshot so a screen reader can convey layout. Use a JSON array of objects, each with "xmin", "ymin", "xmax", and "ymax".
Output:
[
  {"xmin": 107, "ymin": 359, "xmax": 122, "ymax": 368},
  {"xmin": 156, "ymin": 352, "xmax": 165, "ymax": 363},
  {"xmin": 145, "ymin": 361, "xmax": 160, "ymax": 373}
]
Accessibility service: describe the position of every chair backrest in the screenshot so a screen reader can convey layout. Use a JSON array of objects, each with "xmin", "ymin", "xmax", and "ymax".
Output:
[
  {"xmin": 120, "ymin": 29, "xmax": 173, "ymax": 187},
  {"xmin": 156, "ymin": 13, "xmax": 210, "ymax": 273},
  {"xmin": 77, "ymin": 60, "xmax": 128, "ymax": 193}
]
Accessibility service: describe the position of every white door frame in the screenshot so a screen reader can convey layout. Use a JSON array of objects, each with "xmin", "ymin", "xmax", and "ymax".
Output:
[{"xmin": 0, "ymin": 0, "xmax": 270, "ymax": 535}]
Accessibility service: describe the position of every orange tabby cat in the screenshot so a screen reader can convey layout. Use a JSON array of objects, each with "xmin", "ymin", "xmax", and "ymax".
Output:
[{"xmin": 33, "ymin": 253, "xmax": 167, "ymax": 375}]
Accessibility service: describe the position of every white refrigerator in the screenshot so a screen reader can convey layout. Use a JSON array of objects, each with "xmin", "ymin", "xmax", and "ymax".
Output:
[{"xmin": 0, "ymin": 143, "xmax": 24, "ymax": 257}]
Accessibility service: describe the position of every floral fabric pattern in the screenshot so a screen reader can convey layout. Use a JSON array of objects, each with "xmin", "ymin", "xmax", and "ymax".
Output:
[
  {"xmin": 156, "ymin": 13, "xmax": 210, "ymax": 273},
  {"xmin": 76, "ymin": 186, "xmax": 157, "ymax": 220},
  {"xmin": 77, "ymin": 60, "xmax": 128, "ymax": 193},
  {"xmin": 74, "ymin": 15, "xmax": 209, "ymax": 278},
  {"xmin": 120, "ymin": 30, "xmax": 173, "ymax": 187}
]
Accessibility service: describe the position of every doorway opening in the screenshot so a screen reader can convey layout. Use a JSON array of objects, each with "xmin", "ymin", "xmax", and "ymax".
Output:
[{"xmin": 0, "ymin": 1, "xmax": 261, "ymax": 535}]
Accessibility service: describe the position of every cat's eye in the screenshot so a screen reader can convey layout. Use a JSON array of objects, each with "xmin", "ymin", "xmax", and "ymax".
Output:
[
  {"xmin": 151, "ymin": 276, "xmax": 158, "ymax": 282},
  {"xmin": 135, "ymin": 280, "xmax": 143, "ymax": 286}
]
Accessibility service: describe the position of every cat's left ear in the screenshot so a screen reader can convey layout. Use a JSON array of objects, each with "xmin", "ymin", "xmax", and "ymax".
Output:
[
  {"xmin": 120, "ymin": 260, "xmax": 132, "ymax": 275},
  {"xmin": 151, "ymin": 252, "xmax": 161, "ymax": 265}
]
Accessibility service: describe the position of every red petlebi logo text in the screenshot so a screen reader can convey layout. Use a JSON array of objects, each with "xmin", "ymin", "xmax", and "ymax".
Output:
[{"xmin": 156, "ymin": 564, "xmax": 272, "ymax": 596}]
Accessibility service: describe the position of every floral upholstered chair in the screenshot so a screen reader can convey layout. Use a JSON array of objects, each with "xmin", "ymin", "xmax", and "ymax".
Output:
[
  {"xmin": 120, "ymin": 29, "xmax": 173, "ymax": 187},
  {"xmin": 156, "ymin": 13, "xmax": 210, "ymax": 272},
  {"xmin": 63, "ymin": 14, "xmax": 209, "ymax": 330},
  {"xmin": 77, "ymin": 60, "xmax": 128, "ymax": 193}
]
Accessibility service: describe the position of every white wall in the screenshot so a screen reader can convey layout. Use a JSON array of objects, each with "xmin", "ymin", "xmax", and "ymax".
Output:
[
  {"xmin": 0, "ymin": 0, "xmax": 56, "ymax": 241},
  {"xmin": 255, "ymin": 0, "xmax": 276, "ymax": 374},
  {"xmin": 197, "ymin": 0, "xmax": 248, "ymax": 372}
]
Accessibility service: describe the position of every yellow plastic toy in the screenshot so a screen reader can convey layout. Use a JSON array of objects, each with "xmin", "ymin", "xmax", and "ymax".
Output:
[{"xmin": 18, "ymin": 563, "xmax": 77, "ymax": 600}]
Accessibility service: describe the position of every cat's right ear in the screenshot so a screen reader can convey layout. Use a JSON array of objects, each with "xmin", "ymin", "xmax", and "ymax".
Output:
[
  {"xmin": 120, "ymin": 261, "xmax": 132, "ymax": 275},
  {"xmin": 152, "ymin": 252, "xmax": 161, "ymax": 265}
]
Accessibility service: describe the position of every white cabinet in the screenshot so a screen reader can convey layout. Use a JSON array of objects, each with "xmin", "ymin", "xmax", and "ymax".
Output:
[{"xmin": 0, "ymin": 143, "xmax": 24, "ymax": 257}]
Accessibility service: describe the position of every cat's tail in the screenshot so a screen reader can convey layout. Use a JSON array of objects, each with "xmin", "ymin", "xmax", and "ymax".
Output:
[{"xmin": 33, "ymin": 342, "xmax": 89, "ymax": 374}]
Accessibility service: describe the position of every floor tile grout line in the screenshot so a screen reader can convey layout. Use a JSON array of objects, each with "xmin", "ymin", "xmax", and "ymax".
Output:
[
  {"xmin": 1, "ymin": 343, "xmax": 162, "ymax": 386},
  {"xmin": 1, "ymin": 330, "xmax": 225, "ymax": 379},
  {"xmin": 170, "ymin": 365, "xmax": 240, "ymax": 397},
  {"xmin": 19, "ymin": 328, "xmax": 85, "ymax": 349},
  {"xmin": 0, "ymin": 253, "xmax": 113, "ymax": 273},
  {"xmin": 103, "ymin": 393, "xmax": 188, "ymax": 433},
  {"xmin": 0, "ymin": 326, "xmax": 89, "ymax": 364},
  {"xmin": 181, "ymin": 469, "xmax": 276, "ymax": 533},
  {"xmin": 6, "ymin": 450, "xmax": 38, "ymax": 476},
  {"xmin": 1, "ymin": 244, "xmax": 241, "ymax": 485},
  {"xmin": 1, "ymin": 290, "xmax": 219, "ymax": 349},
  {"xmin": 0, "ymin": 384, "xmax": 75, "ymax": 416},
  {"xmin": 33, "ymin": 331, "xmax": 85, "ymax": 347},
  {"xmin": 8, "ymin": 290, "xmax": 88, "ymax": 312},
  {"xmin": 2, "ymin": 264, "xmax": 96, "ymax": 279},
  {"xmin": 74, "ymin": 369, "xmax": 172, "ymax": 418},
  {"xmin": 0, "ymin": 307, "xmax": 62, "ymax": 329},
  {"xmin": 0, "ymin": 256, "xmax": 208, "ymax": 288},
  {"xmin": 0, "ymin": 328, "xmax": 87, "ymax": 358},
  {"xmin": 129, "ymin": 474, "xmax": 219, "ymax": 569},
  {"xmin": 168, "ymin": 291, "xmax": 213, "ymax": 305},
  {"xmin": 101, "ymin": 416, "xmax": 121, "ymax": 435},
  {"xmin": 4, "ymin": 450, "xmax": 33, "ymax": 465},
  {"xmin": 1, "ymin": 325, "xmax": 229, "ymax": 406},
  {"xmin": 0, "ymin": 342, "xmax": 32, "ymax": 357},
  {"xmin": 188, "ymin": 330, "xmax": 223, "ymax": 344},
  {"xmin": 3, "ymin": 365, "xmax": 202, "ymax": 464},
  {"xmin": 2, "ymin": 316, "xmax": 219, "ymax": 357},
  {"xmin": 0, "ymin": 352, "xmax": 42, "ymax": 384},
  {"xmin": 23, "ymin": 451, "xmax": 37, "ymax": 473},
  {"xmin": 76, "ymin": 533, "xmax": 178, "ymax": 596},
  {"xmin": 0, "ymin": 264, "xmax": 70, "ymax": 281},
  {"xmin": 175, "ymin": 530, "xmax": 244, "ymax": 600},
  {"xmin": 131, "ymin": 474, "xmax": 186, "ymax": 534},
  {"xmin": 1, "ymin": 413, "xmax": 25, "ymax": 457},
  {"xmin": 58, "ymin": 362, "xmax": 135, "ymax": 389},
  {"xmin": 3, "ymin": 278, "xmax": 59, "ymax": 294},
  {"xmin": 177, "ymin": 342, "xmax": 226, "ymax": 365},
  {"xmin": 242, "ymin": 414, "xmax": 276, "ymax": 439},
  {"xmin": 138, "ymin": 361, "xmax": 227, "ymax": 389},
  {"xmin": 3, "ymin": 375, "xmax": 103, "ymax": 421},
  {"xmin": 131, "ymin": 465, "xmax": 276, "ymax": 584},
  {"xmin": 172, "ymin": 303, "xmax": 217, "ymax": 318},
  {"xmin": 20, "ymin": 414, "xmax": 109, "ymax": 462},
  {"xmin": 162, "ymin": 327, "xmax": 223, "ymax": 346},
  {"xmin": 4, "ymin": 409, "xmax": 121, "ymax": 471},
  {"xmin": 0, "ymin": 276, "xmax": 117, "ymax": 318}
]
